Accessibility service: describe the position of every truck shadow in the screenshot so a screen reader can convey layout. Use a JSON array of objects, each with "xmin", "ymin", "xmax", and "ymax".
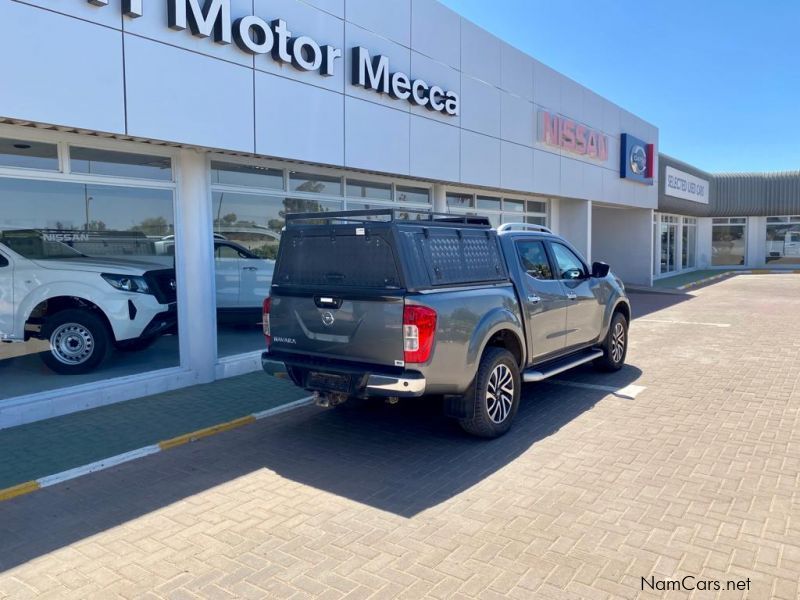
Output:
[{"xmin": 0, "ymin": 364, "xmax": 642, "ymax": 572}]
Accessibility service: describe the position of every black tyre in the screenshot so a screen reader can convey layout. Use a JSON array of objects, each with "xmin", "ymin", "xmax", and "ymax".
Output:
[
  {"xmin": 40, "ymin": 309, "xmax": 111, "ymax": 375},
  {"xmin": 114, "ymin": 336, "xmax": 158, "ymax": 352},
  {"xmin": 459, "ymin": 347, "xmax": 521, "ymax": 439},
  {"xmin": 594, "ymin": 311, "xmax": 628, "ymax": 372}
]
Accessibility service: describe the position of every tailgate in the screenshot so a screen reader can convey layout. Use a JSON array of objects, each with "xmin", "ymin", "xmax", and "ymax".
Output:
[{"xmin": 269, "ymin": 292, "xmax": 405, "ymax": 367}]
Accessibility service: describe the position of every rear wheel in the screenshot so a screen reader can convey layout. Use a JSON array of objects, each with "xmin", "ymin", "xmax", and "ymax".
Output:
[
  {"xmin": 459, "ymin": 347, "xmax": 520, "ymax": 438},
  {"xmin": 594, "ymin": 311, "xmax": 628, "ymax": 372},
  {"xmin": 40, "ymin": 309, "xmax": 110, "ymax": 375}
]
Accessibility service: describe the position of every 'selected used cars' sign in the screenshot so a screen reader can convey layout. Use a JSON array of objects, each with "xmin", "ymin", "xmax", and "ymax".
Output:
[{"xmin": 665, "ymin": 166, "xmax": 709, "ymax": 204}]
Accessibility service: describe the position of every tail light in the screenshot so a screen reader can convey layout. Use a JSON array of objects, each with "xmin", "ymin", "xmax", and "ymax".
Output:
[
  {"xmin": 403, "ymin": 304, "xmax": 437, "ymax": 364},
  {"xmin": 262, "ymin": 297, "xmax": 272, "ymax": 349}
]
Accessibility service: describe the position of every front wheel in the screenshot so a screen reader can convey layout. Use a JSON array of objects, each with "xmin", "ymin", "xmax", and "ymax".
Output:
[
  {"xmin": 594, "ymin": 311, "xmax": 628, "ymax": 372},
  {"xmin": 459, "ymin": 347, "xmax": 521, "ymax": 438},
  {"xmin": 40, "ymin": 309, "xmax": 111, "ymax": 375}
]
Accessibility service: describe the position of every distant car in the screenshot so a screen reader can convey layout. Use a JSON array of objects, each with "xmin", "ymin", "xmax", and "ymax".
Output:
[{"xmin": 0, "ymin": 229, "xmax": 176, "ymax": 374}]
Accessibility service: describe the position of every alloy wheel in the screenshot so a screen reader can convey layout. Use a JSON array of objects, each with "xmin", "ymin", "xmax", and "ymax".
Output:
[
  {"xmin": 610, "ymin": 321, "xmax": 625, "ymax": 363},
  {"xmin": 486, "ymin": 364, "xmax": 514, "ymax": 424}
]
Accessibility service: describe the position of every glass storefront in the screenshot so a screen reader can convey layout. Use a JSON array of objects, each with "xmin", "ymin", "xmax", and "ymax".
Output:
[
  {"xmin": 712, "ymin": 218, "xmax": 747, "ymax": 266},
  {"xmin": 0, "ymin": 137, "xmax": 178, "ymax": 400},
  {"xmin": 210, "ymin": 161, "xmax": 434, "ymax": 358},
  {"xmin": 765, "ymin": 216, "xmax": 800, "ymax": 265},
  {"xmin": 446, "ymin": 191, "xmax": 549, "ymax": 229},
  {"xmin": 653, "ymin": 213, "xmax": 698, "ymax": 277},
  {"xmin": 682, "ymin": 217, "xmax": 697, "ymax": 269}
]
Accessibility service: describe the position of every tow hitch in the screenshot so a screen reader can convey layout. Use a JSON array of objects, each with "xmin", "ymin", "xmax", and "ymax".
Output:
[{"xmin": 314, "ymin": 391, "xmax": 348, "ymax": 408}]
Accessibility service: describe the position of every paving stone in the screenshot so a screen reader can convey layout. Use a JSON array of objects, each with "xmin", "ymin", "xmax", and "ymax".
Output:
[{"xmin": 0, "ymin": 276, "xmax": 798, "ymax": 598}]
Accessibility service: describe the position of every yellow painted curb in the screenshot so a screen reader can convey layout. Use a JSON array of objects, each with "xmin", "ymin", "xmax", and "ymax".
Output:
[
  {"xmin": 0, "ymin": 480, "xmax": 40, "ymax": 502},
  {"xmin": 158, "ymin": 415, "xmax": 257, "ymax": 451}
]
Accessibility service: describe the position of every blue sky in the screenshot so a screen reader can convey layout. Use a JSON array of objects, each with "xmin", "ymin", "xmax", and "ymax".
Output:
[{"xmin": 439, "ymin": 0, "xmax": 800, "ymax": 173}]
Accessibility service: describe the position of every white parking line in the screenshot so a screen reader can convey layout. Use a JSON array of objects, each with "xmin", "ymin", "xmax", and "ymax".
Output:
[
  {"xmin": 638, "ymin": 318, "xmax": 731, "ymax": 328},
  {"xmin": 548, "ymin": 380, "xmax": 646, "ymax": 400}
]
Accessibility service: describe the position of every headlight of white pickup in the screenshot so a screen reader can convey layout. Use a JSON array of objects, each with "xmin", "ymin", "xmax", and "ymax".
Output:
[{"xmin": 101, "ymin": 273, "xmax": 152, "ymax": 294}]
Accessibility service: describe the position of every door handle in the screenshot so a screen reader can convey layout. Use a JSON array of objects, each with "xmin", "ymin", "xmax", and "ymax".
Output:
[
  {"xmin": 566, "ymin": 292, "xmax": 577, "ymax": 300},
  {"xmin": 242, "ymin": 266, "xmax": 258, "ymax": 271},
  {"xmin": 527, "ymin": 295, "xmax": 541, "ymax": 304}
]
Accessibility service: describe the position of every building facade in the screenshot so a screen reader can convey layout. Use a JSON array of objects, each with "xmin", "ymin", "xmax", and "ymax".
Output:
[
  {"xmin": 1, "ymin": 0, "xmax": 661, "ymax": 426},
  {"xmin": 656, "ymin": 155, "xmax": 800, "ymax": 279}
]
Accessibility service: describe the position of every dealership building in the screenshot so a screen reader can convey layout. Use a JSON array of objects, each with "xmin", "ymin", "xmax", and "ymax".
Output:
[{"xmin": 0, "ymin": 0, "xmax": 797, "ymax": 427}]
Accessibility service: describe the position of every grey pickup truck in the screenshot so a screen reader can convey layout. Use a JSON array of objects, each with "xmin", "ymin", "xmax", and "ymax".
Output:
[{"xmin": 262, "ymin": 209, "xmax": 630, "ymax": 438}]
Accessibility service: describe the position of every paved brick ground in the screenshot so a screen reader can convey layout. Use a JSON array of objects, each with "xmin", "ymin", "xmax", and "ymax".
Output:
[{"xmin": 0, "ymin": 274, "xmax": 798, "ymax": 599}]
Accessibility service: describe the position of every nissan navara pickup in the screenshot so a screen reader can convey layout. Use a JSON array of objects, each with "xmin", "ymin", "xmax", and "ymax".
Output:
[{"xmin": 262, "ymin": 210, "xmax": 630, "ymax": 438}]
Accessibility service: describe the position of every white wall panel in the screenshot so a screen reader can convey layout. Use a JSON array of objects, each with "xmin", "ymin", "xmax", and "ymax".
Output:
[
  {"xmin": 344, "ymin": 22, "xmax": 411, "ymax": 110},
  {"xmin": 460, "ymin": 130, "xmax": 500, "ymax": 188},
  {"xmin": 560, "ymin": 78, "xmax": 583, "ymax": 123},
  {"xmin": 409, "ymin": 52, "xmax": 461, "ymax": 126},
  {"xmin": 583, "ymin": 89, "xmax": 604, "ymax": 132},
  {"xmin": 500, "ymin": 93, "xmax": 533, "ymax": 147},
  {"xmin": 411, "ymin": 0, "xmax": 460, "ymax": 68},
  {"xmin": 125, "ymin": 0, "xmax": 254, "ymax": 68},
  {"xmin": 460, "ymin": 18, "xmax": 501, "ymax": 86},
  {"xmin": 0, "ymin": 2, "xmax": 125, "ymax": 134},
  {"xmin": 346, "ymin": 0, "xmax": 410, "ymax": 46},
  {"xmin": 23, "ymin": 0, "xmax": 123, "ymax": 28},
  {"xmin": 501, "ymin": 43, "xmax": 533, "ymax": 100},
  {"xmin": 410, "ymin": 115, "xmax": 459, "ymax": 182},
  {"xmin": 253, "ymin": 0, "xmax": 344, "ymax": 93},
  {"xmin": 460, "ymin": 76, "xmax": 500, "ymax": 137},
  {"xmin": 125, "ymin": 35, "xmax": 254, "ymax": 151},
  {"xmin": 345, "ymin": 98, "xmax": 409, "ymax": 174},
  {"xmin": 501, "ymin": 142, "xmax": 533, "ymax": 192},
  {"xmin": 532, "ymin": 60, "xmax": 561, "ymax": 112},
  {"xmin": 304, "ymin": 0, "xmax": 344, "ymax": 18},
  {"xmin": 255, "ymin": 73, "xmax": 344, "ymax": 165},
  {"xmin": 533, "ymin": 149, "xmax": 560, "ymax": 196},
  {"xmin": 560, "ymin": 157, "xmax": 584, "ymax": 199}
]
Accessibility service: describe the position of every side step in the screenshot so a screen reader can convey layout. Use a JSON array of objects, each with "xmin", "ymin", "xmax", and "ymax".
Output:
[{"xmin": 522, "ymin": 349, "xmax": 604, "ymax": 382}]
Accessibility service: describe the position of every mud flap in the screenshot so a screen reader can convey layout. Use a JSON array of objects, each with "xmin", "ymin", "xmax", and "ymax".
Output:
[{"xmin": 443, "ymin": 394, "xmax": 475, "ymax": 419}]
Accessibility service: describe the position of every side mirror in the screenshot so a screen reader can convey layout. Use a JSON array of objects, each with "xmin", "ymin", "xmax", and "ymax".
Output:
[{"xmin": 592, "ymin": 261, "xmax": 610, "ymax": 278}]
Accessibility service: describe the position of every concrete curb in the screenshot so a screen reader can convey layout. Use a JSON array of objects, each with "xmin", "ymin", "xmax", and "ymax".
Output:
[{"xmin": 0, "ymin": 396, "xmax": 314, "ymax": 503}]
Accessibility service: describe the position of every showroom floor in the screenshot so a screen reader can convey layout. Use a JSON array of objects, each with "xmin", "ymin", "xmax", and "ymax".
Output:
[
  {"xmin": 1, "ymin": 276, "xmax": 798, "ymax": 599},
  {"xmin": 0, "ymin": 325, "xmax": 264, "ymax": 400}
]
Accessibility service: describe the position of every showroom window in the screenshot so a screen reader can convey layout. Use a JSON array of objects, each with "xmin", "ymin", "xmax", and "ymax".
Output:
[
  {"xmin": 70, "ymin": 147, "xmax": 172, "ymax": 180},
  {"xmin": 0, "ymin": 135, "xmax": 178, "ymax": 402},
  {"xmin": 0, "ymin": 137, "xmax": 59, "ymax": 171},
  {"xmin": 765, "ymin": 216, "xmax": 800, "ymax": 265},
  {"xmin": 682, "ymin": 217, "xmax": 697, "ymax": 270},
  {"xmin": 712, "ymin": 217, "xmax": 747, "ymax": 266},
  {"xmin": 210, "ymin": 160, "xmax": 433, "ymax": 358},
  {"xmin": 446, "ymin": 190, "xmax": 549, "ymax": 229}
]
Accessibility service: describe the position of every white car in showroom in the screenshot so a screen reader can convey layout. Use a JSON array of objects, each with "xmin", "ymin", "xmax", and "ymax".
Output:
[
  {"xmin": 154, "ymin": 237, "xmax": 274, "ymax": 321},
  {"xmin": 0, "ymin": 229, "xmax": 177, "ymax": 374}
]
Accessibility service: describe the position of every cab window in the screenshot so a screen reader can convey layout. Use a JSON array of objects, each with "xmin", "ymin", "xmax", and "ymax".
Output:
[
  {"xmin": 215, "ymin": 244, "xmax": 241, "ymax": 260},
  {"xmin": 550, "ymin": 243, "xmax": 586, "ymax": 280},
  {"xmin": 516, "ymin": 240, "xmax": 553, "ymax": 280},
  {"xmin": 0, "ymin": 253, "xmax": 8, "ymax": 267}
]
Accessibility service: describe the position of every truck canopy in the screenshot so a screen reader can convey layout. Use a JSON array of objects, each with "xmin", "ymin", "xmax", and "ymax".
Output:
[{"xmin": 272, "ymin": 209, "xmax": 509, "ymax": 292}]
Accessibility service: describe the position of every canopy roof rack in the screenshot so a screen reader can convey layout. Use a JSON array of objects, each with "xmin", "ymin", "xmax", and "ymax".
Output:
[
  {"xmin": 496, "ymin": 222, "xmax": 553, "ymax": 234},
  {"xmin": 285, "ymin": 209, "xmax": 493, "ymax": 228}
]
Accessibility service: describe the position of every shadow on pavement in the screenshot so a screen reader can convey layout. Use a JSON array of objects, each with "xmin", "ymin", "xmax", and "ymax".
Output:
[
  {"xmin": 627, "ymin": 289, "xmax": 693, "ymax": 319},
  {"xmin": 0, "ymin": 363, "xmax": 642, "ymax": 572}
]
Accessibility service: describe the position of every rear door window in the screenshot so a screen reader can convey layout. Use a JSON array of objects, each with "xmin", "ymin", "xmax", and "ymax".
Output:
[{"xmin": 515, "ymin": 240, "xmax": 553, "ymax": 280}]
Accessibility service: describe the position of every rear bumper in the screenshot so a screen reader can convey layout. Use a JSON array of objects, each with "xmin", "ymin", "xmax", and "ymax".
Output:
[{"xmin": 261, "ymin": 352, "xmax": 426, "ymax": 398}]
